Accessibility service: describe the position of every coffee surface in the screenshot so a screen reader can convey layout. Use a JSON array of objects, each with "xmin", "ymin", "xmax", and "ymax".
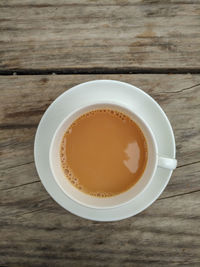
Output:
[{"xmin": 60, "ymin": 109, "xmax": 148, "ymax": 197}]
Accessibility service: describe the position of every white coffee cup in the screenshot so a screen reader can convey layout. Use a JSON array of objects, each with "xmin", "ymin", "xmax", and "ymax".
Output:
[{"xmin": 49, "ymin": 101, "xmax": 177, "ymax": 209}]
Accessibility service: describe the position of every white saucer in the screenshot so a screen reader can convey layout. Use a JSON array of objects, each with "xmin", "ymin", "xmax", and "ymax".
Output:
[{"xmin": 34, "ymin": 80, "xmax": 176, "ymax": 221}]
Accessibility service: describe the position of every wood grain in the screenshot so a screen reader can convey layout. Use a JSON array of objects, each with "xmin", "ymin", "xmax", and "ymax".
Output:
[
  {"xmin": 0, "ymin": 192, "xmax": 199, "ymax": 267},
  {"xmin": 0, "ymin": 74, "xmax": 200, "ymax": 266},
  {"xmin": 0, "ymin": 0, "xmax": 200, "ymax": 71}
]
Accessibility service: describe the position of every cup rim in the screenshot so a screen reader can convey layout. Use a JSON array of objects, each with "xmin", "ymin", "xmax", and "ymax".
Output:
[{"xmin": 49, "ymin": 100, "xmax": 158, "ymax": 209}]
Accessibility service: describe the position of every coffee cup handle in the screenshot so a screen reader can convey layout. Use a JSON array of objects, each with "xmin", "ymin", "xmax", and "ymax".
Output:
[{"xmin": 158, "ymin": 156, "xmax": 177, "ymax": 170}]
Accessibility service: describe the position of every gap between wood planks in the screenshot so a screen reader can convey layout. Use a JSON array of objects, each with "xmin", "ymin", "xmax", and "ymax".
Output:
[{"xmin": 0, "ymin": 67, "xmax": 200, "ymax": 75}]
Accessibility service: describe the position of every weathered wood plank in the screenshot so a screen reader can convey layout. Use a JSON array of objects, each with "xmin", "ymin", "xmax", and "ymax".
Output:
[
  {"xmin": 0, "ymin": 74, "xmax": 199, "ymax": 209},
  {"xmin": 1, "ymin": 141, "xmax": 199, "ymax": 217},
  {"xmin": 0, "ymin": 74, "xmax": 200, "ymax": 266},
  {"xmin": 0, "ymin": 191, "xmax": 199, "ymax": 266},
  {"xmin": 1, "ymin": 74, "xmax": 200, "ymax": 166},
  {"xmin": 0, "ymin": 0, "xmax": 200, "ymax": 70}
]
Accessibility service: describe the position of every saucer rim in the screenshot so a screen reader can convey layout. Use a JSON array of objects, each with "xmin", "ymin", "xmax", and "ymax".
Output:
[{"xmin": 34, "ymin": 79, "xmax": 176, "ymax": 221}]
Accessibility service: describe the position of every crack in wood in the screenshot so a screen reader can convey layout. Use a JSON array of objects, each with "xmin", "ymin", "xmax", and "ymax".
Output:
[
  {"xmin": 3, "ymin": 197, "xmax": 52, "ymax": 218},
  {"xmin": 159, "ymin": 189, "xmax": 200, "ymax": 201},
  {"xmin": 0, "ymin": 124, "xmax": 37, "ymax": 129},
  {"xmin": 1, "ymin": 161, "xmax": 34, "ymax": 171},
  {"xmin": 156, "ymin": 83, "xmax": 200, "ymax": 95},
  {"xmin": 18, "ymin": 206, "xmax": 51, "ymax": 217},
  {"xmin": 177, "ymin": 160, "xmax": 200, "ymax": 168},
  {"xmin": 1, "ymin": 180, "xmax": 40, "ymax": 191}
]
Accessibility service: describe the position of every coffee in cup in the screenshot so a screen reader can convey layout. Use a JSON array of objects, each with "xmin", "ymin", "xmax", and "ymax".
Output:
[{"xmin": 60, "ymin": 109, "xmax": 148, "ymax": 198}]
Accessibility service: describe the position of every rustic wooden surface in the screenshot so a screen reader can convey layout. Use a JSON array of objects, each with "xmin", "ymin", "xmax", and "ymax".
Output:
[
  {"xmin": 1, "ymin": 0, "xmax": 200, "ymax": 266},
  {"xmin": 0, "ymin": 0, "xmax": 200, "ymax": 71},
  {"xmin": 0, "ymin": 75, "xmax": 200, "ymax": 266}
]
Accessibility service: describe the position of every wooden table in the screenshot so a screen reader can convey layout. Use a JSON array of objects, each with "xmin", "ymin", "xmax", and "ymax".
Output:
[{"xmin": 1, "ymin": 1, "xmax": 200, "ymax": 266}]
